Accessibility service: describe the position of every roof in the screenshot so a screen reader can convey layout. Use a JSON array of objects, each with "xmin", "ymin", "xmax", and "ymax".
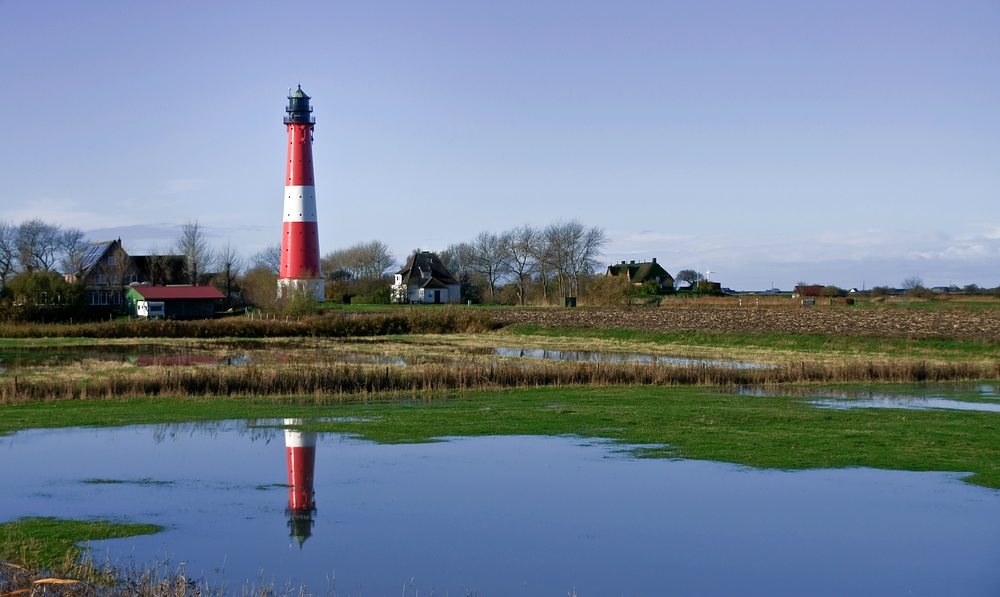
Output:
[
  {"xmin": 795, "ymin": 285, "xmax": 825, "ymax": 297},
  {"xmin": 606, "ymin": 260, "xmax": 672, "ymax": 283},
  {"xmin": 78, "ymin": 240, "xmax": 117, "ymax": 273},
  {"xmin": 289, "ymin": 85, "xmax": 310, "ymax": 99},
  {"xmin": 396, "ymin": 251, "xmax": 460, "ymax": 287},
  {"xmin": 420, "ymin": 277, "xmax": 449, "ymax": 289},
  {"xmin": 128, "ymin": 285, "xmax": 226, "ymax": 300}
]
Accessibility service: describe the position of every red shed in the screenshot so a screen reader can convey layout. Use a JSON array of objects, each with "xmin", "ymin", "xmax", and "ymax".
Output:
[{"xmin": 125, "ymin": 285, "xmax": 225, "ymax": 320}]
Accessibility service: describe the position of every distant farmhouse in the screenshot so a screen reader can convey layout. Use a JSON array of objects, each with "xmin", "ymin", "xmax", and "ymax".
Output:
[
  {"xmin": 391, "ymin": 251, "xmax": 461, "ymax": 304},
  {"xmin": 64, "ymin": 239, "xmax": 211, "ymax": 317},
  {"xmin": 65, "ymin": 240, "xmax": 186, "ymax": 309},
  {"xmin": 64, "ymin": 239, "xmax": 135, "ymax": 307},
  {"xmin": 606, "ymin": 258, "xmax": 674, "ymax": 292},
  {"xmin": 794, "ymin": 285, "xmax": 824, "ymax": 298}
]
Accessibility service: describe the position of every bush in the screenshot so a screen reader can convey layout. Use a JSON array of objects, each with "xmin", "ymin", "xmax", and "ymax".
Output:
[
  {"xmin": 640, "ymin": 279, "xmax": 661, "ymax": 295},
  {"xmin": 0, "ymin": 272, "xmax": 88, "ymax": 322},
  {"xmin": 284, "ymin": 289, "xmax": 322, "ymax": 317},
  {"xmin": 585, "ymin": 275, "xmax": 634, "ymax": 306}
]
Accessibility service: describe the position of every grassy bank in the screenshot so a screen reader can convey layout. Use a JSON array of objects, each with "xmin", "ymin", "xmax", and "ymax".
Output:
[
  {"xmin": 1, "ymin": 385, "xmax": 999, "ymax": 488},
  {"xmin": 0, "ymin": 517, "xmax": 162, "ymax": 574}
]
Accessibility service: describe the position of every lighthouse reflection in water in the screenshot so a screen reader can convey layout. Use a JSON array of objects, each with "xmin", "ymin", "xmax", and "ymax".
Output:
[{"xmin": 283, "ymin": 419, "xmax": 317, "ymax": 547}]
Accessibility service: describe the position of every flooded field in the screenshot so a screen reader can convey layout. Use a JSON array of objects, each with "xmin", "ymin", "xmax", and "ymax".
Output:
[
  {"xmin": 740, "ymin": 383, "xmax": 1000, "ymax": 413},
  {"xmin": 493, "ymin": 346, "xmax": 771, "ymax": 368},
  {"xmin": 2, "ymin": 422, "xmax": 999, "ymax": 596},
  {"xmin": 0, "ymin": 341, "xmax": 769, "ymax": 370}
]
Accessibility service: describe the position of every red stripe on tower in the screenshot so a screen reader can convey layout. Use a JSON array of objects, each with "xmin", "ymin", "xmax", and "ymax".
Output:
[
  {"xmin": 284, "ymin": 418, "xmax": 317, "ymax": 547},
  {"xmin": 278, "ymin": 86, "xmax": 325, "ymax": 301}
]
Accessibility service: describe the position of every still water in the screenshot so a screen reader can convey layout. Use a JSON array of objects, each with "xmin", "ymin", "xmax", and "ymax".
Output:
[{"xmin": 2, "ymin": 423, "xmax": 999, "ymax": 596}]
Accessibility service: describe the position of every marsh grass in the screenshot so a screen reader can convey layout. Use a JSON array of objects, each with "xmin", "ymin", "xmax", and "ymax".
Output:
[
  {"xmin": 0, "ymin": 308, "xmax": 494, "ymax": 339},
  {"xmin": 0, "ymin": 519, "xmax": 317, "ymax": 597},
  {"xmin": 0, "ymin": 518, "xmax": 162, "ymax": 578},
  {"xmin": 506, "ymin": 324, "xmax": 1000, "ymax": 359},
  {"xmin": 0, "ymin": 557, "xmax": 308, "ymax": 597},
  {"xmin": 1, "ymin": 357, "xmax": 996, "ymax": 404}
]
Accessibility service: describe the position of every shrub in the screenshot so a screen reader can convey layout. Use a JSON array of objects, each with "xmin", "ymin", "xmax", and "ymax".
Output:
[{"xmin": 585, "ymin": 275, "xmax": 634, "ymax": 306}]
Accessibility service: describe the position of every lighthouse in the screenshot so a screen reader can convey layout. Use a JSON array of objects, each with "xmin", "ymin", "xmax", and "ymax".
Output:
[
  {"xmin": 284, "ymin": 418, "xmax": 318, "ymax": 547},
  {"xmin": 278, "ymin": 86, "xmax": 325, "ymax": 301}
]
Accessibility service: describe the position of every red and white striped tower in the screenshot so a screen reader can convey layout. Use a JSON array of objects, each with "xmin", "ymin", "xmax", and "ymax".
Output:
[
  {"xmin": 284, "ymin": 418, "xmax": 318, "ymax": 547},
  {"xmin": 278, "ymin": 86, "xmax": 325, "ymax": 301}
]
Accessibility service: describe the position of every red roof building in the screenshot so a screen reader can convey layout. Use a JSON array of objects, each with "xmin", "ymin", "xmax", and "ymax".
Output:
[{"xmin": 125, "ymin": 285, "xmax": 225, "ymax": 319}]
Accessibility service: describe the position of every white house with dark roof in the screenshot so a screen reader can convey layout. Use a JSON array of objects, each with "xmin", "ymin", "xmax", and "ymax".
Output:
[{"xmin": 391, "ymin": 251, "xmax": 461, "ymax": 304}]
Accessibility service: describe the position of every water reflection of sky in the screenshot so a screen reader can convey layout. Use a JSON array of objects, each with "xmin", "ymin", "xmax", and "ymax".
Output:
[
  {"xmin": 1, "ymin": 426, "xmax": 999, "ymax": 596},
  {"xmin": 737, "ymin": 384, "xmax": 1000, "ymax": 413},
  {"xmin": 493, "ymin": 347, "xmax": 772, "ymax": 369}
]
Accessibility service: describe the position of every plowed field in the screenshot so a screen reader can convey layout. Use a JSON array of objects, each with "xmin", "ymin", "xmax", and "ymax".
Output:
[{"xmin": 492, "ymin": 306, "xmax": 1000, "ymax": 339}]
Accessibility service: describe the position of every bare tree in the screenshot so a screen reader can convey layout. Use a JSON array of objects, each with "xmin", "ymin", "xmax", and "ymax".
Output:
[
  {"xmin": 0, "ymin": 220, "xmax": 16, "ymax": 286},
  {"xmin": 251, "ymin": 244, "xmax": 282, "ymax": 274},
  {"xmin": 15, "ymin": 219, "xmax": 61, "ymax": 272},
  {"xmin": 215, "ymin": 242, "xmax": 244, "ymax": 309},
  {"xmin": 441, "ymin": 242, "xmax": 483, "ymax": 303},
  {"xmin": 902, "ymin": 276, "xmax": 924, "ymax": 290},
  {"xmin": 503, "ymin": 224, "xmax": 539, "ymax": 305},
  {"xmin": 543, "ymin": 220, "xmax": 606, "ymax": 297},
  {"xmin": 60, "ymin": 228, "xmax": 89, "ymax": 274},
  {"xmin": 352, "ymin": 240, "xmax": 396, "ymax": 281},
  {"xmin": 175, "ymin": 220, "xmax": 214, "ymax": 285},
  {"xmin": 470, "ymin": 231, "xmax": 511, "ymax": 301},
  {"xmin": 322, "ymin": 240, "xmax": 396, "ymax": 295},
  {"xmin": 99, "ymin": 244, "xmax": 135, "ymax": 287},
  {"xmin": 572, "ymin": 224, "xmax": 607, "ymax": 295},
  {"xmin": 528, "ymin": 233, "xmax": 554, "ymax": 303}
]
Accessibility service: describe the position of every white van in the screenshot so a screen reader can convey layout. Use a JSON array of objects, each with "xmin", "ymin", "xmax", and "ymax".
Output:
[{"xmin": 136, "ymin": 300, "xmax": 166, "ymax": 318}]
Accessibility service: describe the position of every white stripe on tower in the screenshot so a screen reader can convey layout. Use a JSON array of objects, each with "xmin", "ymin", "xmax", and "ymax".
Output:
[{"xmin": 282, "ymin": 186, "xmax": 318, "ymax": 222}]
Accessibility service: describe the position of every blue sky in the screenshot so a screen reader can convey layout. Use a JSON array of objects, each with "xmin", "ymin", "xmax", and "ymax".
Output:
[{"xmin": 0, "ymin": 1, "xmax": 996, "ymax": 290}]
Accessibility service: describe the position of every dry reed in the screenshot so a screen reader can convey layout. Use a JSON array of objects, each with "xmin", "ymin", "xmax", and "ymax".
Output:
[
  {"xmin": 2, "ymin": 358, "xmax": 997, "ymax": 404},
  {"xmin": 0, "ymin": 309, "xmax": 494, "ymax": 340}
]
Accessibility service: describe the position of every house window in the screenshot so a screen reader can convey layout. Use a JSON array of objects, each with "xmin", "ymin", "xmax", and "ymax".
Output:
[
  {"xmin": 127, "ymin": 274, "xmax": 138, "ymax": 283},
  {"xmin": 94, "ymin": 274, "xmax": 107, "ymax": 285},
  {"xmin": 90, "ymin": 291, "xmax": 99, "ymax": 305}
]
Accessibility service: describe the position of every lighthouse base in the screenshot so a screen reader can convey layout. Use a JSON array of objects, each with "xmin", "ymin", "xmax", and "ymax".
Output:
[{"xmin": 278, "ymin": 278, "xmax": 325, "ymax": 302}]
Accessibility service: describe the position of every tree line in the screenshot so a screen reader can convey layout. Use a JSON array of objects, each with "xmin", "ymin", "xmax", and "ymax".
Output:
[
  {"xmin": 306, "ymin": 219, "xmax": 609, "ymax": 306},
  {"xmin": 439, "ymin": 220, "xmax": 607, "ymax": 304},
  {"xmin": 0, "ymin": 217, "xmax": 605, "ymax": 317},
  {"xmin": 0, "ymin": 219, "xmax": 89, "ymax": 286}
]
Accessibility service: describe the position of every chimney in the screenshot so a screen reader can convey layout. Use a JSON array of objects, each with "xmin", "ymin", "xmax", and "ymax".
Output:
[
  {"xmin": 629, "ymin": 260, "xmax": 635, "ymax": 264},
  {"xmin": 651, "ymin": 258, "xmax": 657, "ymax": 264}
]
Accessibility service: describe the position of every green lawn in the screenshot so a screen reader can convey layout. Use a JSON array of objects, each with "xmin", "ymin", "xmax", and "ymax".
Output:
[{"xmin": 0, "ymin": 517, "xmax": 162, "ymax": 571}]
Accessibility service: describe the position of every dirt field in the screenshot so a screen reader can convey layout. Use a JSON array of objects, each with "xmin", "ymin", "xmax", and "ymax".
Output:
[{"xmin": 492, "ymin": 305, "xmax": 1000, "ymax": 339}]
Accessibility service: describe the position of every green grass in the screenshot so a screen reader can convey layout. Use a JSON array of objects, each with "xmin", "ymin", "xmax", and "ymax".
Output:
[
  {"xmin": 1, "ymin": 385, "xmax": 999, "ymax": 488},
  {"xmin": 506, "ymin": 324, "xmax": 1000, "ymax": 358},
  {"xmin": 0, "ymin": 517, "xmax": 163, "ymax": 571}
]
